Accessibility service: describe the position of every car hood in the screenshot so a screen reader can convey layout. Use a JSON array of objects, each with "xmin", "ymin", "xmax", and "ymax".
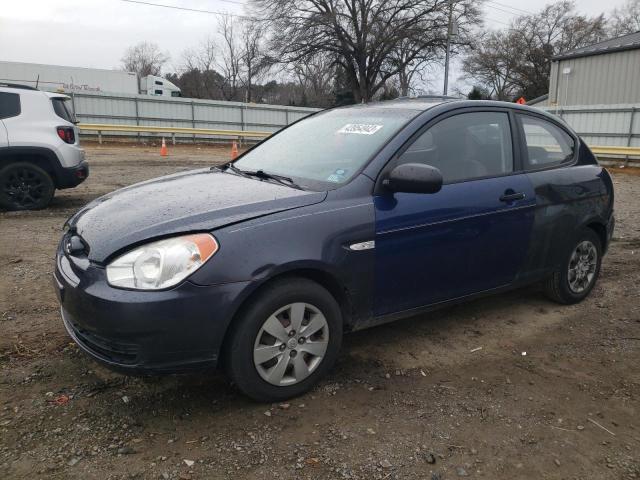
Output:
[{"xmin": 67, "ymin": 168, "xmax": 327, "ymax": 262}]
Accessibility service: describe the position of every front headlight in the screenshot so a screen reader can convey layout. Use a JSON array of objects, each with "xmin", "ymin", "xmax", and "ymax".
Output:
[{"xmin": 106, "ymin": 234, "xmax": 218, "ymax": 290}]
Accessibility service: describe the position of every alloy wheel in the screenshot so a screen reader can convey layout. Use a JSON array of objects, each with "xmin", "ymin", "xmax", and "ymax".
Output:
[
  {"xmin": 253, "ymin": 302, "xmax": 329, "ymax": 386},
  {"xmin": 2, "ymin": 167, "xmax": 47, "ymax": 209},
  {"xmin": 567, "ymin": 240, "xmax": 598, "ymax": 293}
]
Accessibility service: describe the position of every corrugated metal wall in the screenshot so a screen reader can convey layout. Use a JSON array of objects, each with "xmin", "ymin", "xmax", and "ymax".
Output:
[
  {"xmin": 540, "ymin": 104, "xmax": 640, "ymax": 149},
  {"xmin": 70, "ymin": 91, "xmax": 320, "ymax": 139},
  {"xmin": 549, "ymin": 50, "xmax": 640, "ymax": 106}
]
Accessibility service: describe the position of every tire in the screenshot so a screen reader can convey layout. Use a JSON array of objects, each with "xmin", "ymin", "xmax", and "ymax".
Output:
[
  {"xmin": 224, "ymin": 277, "xmax": 343, "ymax": 402},
  {"xmin": 544, "ymin": 228, "xmax": 602, "ymax": 304},
  {"xmin": 0, "ymin": 162, "xmax": 55, "ymax": 211}
]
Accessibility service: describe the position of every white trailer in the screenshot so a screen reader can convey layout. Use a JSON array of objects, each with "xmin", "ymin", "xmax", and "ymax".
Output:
[{"xmin": 0, "ymin": 61, "xmax": 180, "ymax": 97}]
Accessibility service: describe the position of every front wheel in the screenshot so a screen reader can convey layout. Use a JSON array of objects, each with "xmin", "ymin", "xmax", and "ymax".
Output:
[
  {"xmin": 544, "ymin": 228, "xmax": 602, "ymax": 304},
  {"xmin": 224, "ymin": 278, "xmax": 343, "ymax": 402}
]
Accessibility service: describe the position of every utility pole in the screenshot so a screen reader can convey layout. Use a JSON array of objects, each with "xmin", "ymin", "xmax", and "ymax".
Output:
[{"xmin": 443, "ymin": 0, "xmax": 454, "ymax": 96}]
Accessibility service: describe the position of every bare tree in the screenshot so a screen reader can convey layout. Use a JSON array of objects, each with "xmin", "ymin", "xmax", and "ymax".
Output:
[
  {"xmin": 253, "ymin": 0, "xmax": 482, "ymax": 103},
  {"xmin": 178, "ymin": 38, "xmax": 222, "ymax": 99},
  {"xmin": 216, "ymin": 14, "xmax": 243, "ymax": 101},
  {"xmin": 609, "ymin": 0, "xmax": 640, "ymax": 36},
  {"xmin": 463, "ymin": 1, "xmax": 607, "ymax": 100},
  {"xmin": 290, "ymin": 53, "xmax": 336, "ymax": 107},
  {"xmin": 239, "ymin": 20, "xmax": 271, "ymax": 102},
  {"xmin": 462, "ymin": 30, "xmax": 519, "ymax": 100},
  {"xmin": 121, "ymin": 41, "xmax": 169, "ymax": 77},
  {"xmin": 388, "ymin": 38, "xmax": 438, "ymax": 97}
]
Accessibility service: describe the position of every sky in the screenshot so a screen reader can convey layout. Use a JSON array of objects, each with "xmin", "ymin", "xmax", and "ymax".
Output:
[{"xmin": 0, "ymin": 0, "xmax": 629, "ymax": 95}]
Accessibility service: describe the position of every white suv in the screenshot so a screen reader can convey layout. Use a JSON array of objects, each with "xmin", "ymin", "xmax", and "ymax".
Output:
[{"xmin": 0, "ymin": 83, "xmax": 88, "ymax": 210}]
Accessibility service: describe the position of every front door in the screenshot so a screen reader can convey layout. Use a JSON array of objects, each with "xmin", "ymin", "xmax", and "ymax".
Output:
[{"xmin": 374, "ymin": 110, "xmax": 536, "ymax": 316}]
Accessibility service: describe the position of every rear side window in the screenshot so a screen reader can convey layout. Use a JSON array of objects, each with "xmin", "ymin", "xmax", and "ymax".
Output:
[
  {"xmin": 51, "ymin": 98, "xmax": 75, "ymax": 123},
  {"xmin": 0, "ymin": 92, "xmax": 21, "ymax": 119},
  {"xmin": 518, "ymin": 115, "xmax": 575, "ymax": 169},
  {"xmin": 398, "ymin": 111, "xmax": 514, "ymax": 184}
]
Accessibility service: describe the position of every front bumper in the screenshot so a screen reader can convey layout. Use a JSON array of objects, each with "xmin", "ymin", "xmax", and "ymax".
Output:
[{"xmin": 54, "ymin": 247, "xmax": 249, "ymax": 374}]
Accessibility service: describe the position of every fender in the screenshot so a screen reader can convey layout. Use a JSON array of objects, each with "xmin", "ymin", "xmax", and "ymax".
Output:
[
  {"xmin": 0, "ymin": 145, "xmax": 60, "ymax": 166},
  {"xmin": 0, "ymin": 146, "xmax": 65, "ymax": 187}
]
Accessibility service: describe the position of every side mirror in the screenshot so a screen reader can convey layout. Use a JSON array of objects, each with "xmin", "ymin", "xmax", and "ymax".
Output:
[{"xmin": 382, "ymin": 163, "xmax": 443, "ymax": 194}]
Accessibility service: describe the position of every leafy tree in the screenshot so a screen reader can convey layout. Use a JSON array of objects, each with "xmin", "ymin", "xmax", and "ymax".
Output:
[{"xmin": 467, "ymin": 85, "xmax": 490, "ymax": 100}]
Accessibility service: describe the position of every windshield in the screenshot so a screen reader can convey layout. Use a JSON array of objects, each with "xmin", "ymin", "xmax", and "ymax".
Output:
[{"xmin": 234, "ymin": 107, "xmax": 418, "ymax": 190}]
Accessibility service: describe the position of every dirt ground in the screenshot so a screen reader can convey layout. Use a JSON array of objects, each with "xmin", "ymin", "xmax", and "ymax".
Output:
[{"xmin": 1, "ymin": 143, "xmax": 639, "ymax": 480}]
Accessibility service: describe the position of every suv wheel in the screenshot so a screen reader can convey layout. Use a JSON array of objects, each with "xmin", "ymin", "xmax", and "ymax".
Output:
[
  {"xmin": 224, "ymin": 278, "xmax": 343, "ymax": 402},
  {"xmin": 0, "ymin": 162, "xmax": 55, "ymax": 210},
  {"xmin": 544, "ymin": 228, "xmax": 602, "ymax": 304}
]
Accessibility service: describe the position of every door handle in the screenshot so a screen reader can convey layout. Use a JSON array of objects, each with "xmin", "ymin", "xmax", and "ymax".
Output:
[{"xmin": 499, "ymin": 192, "xmax": 526, "ymax": 202}]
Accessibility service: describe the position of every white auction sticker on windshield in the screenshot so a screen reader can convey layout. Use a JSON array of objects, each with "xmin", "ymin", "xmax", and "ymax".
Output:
[{"xmin": 338, "ymin": 124, "xmax": 383, "ymax": 135}]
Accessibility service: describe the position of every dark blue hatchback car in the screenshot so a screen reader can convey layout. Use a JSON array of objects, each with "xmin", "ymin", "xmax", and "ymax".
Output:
[{"xmin": 55, "ymin": 99, "xmax": 614, "ymax": 401}]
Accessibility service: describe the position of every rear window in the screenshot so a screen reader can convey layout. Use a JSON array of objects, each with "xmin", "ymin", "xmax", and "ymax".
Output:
[
  {"xmin": 0, "ymin": 92, "xmax": 21, "ymax": 119},
  {"xmin": 518, "ymin": 114, "xmax": 575, "ymax": 169},
  {"xmin": 51, "ymin": 98, "xmax": 76, "ymax": 123}
]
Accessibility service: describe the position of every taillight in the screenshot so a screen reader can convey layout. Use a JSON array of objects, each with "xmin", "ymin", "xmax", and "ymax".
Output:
[{"xmin": 57, "ymin": 127, "xmax": 75, "ymax": 144}]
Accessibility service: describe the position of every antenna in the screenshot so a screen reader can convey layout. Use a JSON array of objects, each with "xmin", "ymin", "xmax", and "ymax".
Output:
[{"xmin": 35, "ymin": 74, "xmax": 40, "ymax": 89}]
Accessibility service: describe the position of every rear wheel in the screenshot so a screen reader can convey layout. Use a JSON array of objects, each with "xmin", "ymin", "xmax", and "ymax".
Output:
[
  {"xmin": 224, "ymin": 278, "xmax": 343, "ymax": 402},
  {"xmin": 0, "ymin": 162, "xmax": 55, "ymax": 210},
  {"xmin": 544, "ymin": 228, "xmax": 602, "ymax": 304}
]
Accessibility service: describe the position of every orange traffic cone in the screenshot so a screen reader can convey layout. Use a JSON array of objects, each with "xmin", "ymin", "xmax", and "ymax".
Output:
[
  {"xmin": 231, "ymin": 141, "xmax": 239, "ymax": 160},
  {"xmin": 160, "ymin": 137, "xmax": 168, "ymax": 157}
]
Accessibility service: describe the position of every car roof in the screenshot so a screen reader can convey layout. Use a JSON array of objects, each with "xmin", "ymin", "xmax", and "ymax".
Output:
[
  {"xmin": 331, "ymin": 98, "xmax": 574, "ymax": 140},
  {"xmin": 336, "ymin": 97, "xmax": 557, "ymax": 116},
  {"xmin": 0, "ymin": 82, "xmax": 39, "ymax": 91},
  {"xmin": 0, "ymin": 83, "xmax": 70, "ymax": 100}
]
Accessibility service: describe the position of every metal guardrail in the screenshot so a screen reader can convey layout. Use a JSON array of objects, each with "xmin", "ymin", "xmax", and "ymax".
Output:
[
  {"xmin": 589, "ymin": 146, "xmax": 640, "ymax": 156},
  {"xmin": 78, "ymin": 123, "xmax": 272, "ymax": 144},
  {"xmin": 79, "ymin": 122, "xmax": 640, "ymax": 160}
]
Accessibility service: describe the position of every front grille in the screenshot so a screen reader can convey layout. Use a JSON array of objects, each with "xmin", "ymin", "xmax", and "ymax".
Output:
[{"xmin": 65, "ymin": 314, "xmax": 138, "ymax": 365}]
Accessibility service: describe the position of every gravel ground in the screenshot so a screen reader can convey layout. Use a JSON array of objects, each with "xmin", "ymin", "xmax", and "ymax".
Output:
[{"xmin": 1, "ymin": 144, "xmax": 639, "ymax": 480}]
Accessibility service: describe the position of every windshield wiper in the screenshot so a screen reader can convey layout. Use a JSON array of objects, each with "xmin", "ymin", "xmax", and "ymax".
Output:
[
  {"xmin": 222, "ymin": 164, "xmax": 304, "ymax": 190},
  {"xmin": 251, "ymin": 170, "xmax": 304, "ymax": 190},
  {"xmin": 220, "ymin": 163, "xmax": 250, "ymax": 177}
]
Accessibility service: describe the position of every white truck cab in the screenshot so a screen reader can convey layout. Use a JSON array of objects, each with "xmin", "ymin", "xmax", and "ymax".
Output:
[{"xmin": 140, "ymin": 75, "xmax": 181, "ymax": 97}]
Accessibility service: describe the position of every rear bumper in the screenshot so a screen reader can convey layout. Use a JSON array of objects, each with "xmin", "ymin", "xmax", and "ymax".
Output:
[
  {"xmin": 54, "ymin": 160, "xmax": 89, "ymax": 189},
  {"xmin": 54, "ymin": 247, "xmax": 249, "ymax": 374}
]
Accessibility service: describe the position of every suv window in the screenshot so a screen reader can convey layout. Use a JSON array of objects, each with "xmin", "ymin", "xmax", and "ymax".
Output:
[
  {"xmin": 519, "ymin": 115, "xmax": 574, "ymax": 169},
  {"xmin": 51, "ymin": 98, "xmax": 75, "ymax": 123},
  {"xmin": 0, "ymin": 92, "xmax": 21, "ymax": 119},
  {"xmin": 398, "ymin": 111, "xmax": 513, "ymax": 184}
]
